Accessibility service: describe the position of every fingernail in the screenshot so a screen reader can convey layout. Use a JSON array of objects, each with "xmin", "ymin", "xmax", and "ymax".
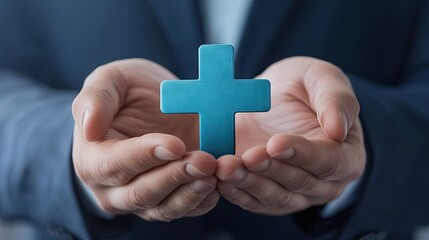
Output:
[
  {"xmin": 186, "ymin": 164, "xmax": 209, "ymax": 177},
  {"xmin": 340, "ymin": 110, "xmax": 348, "ymax": 136},
  {"xmin": 154, "ymin": 146, "xmax": 180, "ymax": 161},
  {"xmin": 82, "ymin": 108, "xmax": 90, "ymax": 130},
  {"xmin": 248, "ymin": 159, "xmax": 270, "ymax": 172},
  {"xmin": 190, "ymin": 180, "xmax": 215, "ymax": 193},
  {"xmin": 228, "ymin": 168, "xmax": 246, "ymax": 181},
  {"xmin": 274, "ymin": 148, "xmax": 295, "ymax": 160}
]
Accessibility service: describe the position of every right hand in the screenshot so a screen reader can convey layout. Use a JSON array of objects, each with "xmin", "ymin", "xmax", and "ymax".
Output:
[{"xmin": 72, "ymin": 59, "xmax": 219, "ymax": 221}]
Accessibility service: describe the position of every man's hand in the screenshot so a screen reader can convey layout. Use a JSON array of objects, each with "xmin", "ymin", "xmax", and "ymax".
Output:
[
  {"xmin": 217, "ymin": 57, "xmax": 366, "ymax": 215},
  {"xmin": 72, "ymin": 59, "xmax": 219, "ymax": 221}
]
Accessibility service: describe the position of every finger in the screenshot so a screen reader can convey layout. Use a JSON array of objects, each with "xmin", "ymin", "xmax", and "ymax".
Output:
[
  {"xmin": 72, "ymin": 63, "xmax": 127, "ymax": 141},
  {"xmin": 266, "ymin": 134, "xmax": 358, "ymax": 181},
  {"xmin": 106, "ymin": 151, "xmax": 217, "ymax": 212},
  {"xmin": 77, "ymin": 133, "xmax": 187, "ymax": 187},
  {"xmin": 241, "ymin": 145, "xmax": 340, "ymax": 199},
  {"xmin": 241, "ymin": 145, "xmax": 270, "ymax": 172},
  {"xmin": 302, "ymin": 60, "xmax": 360, "ymax": 141},
  {"xmin": 139, "ymin": 177, "xmax": 217, "ymax": 221},
  {"xmin": 218, "ymin": 182, "xmax": 308, "ymax": 216},
  {"xmin": 215, "ymin": 155, "xmax": 244, "ymax": 181},
  {"xmin": 184, "ymin": 190, "xmax": 220, "ymax": 217},
  {"xmin": 216, "ymin": 155, "xmax": 307, "ymax": 213},
  {"xmin": 217, "ymin": 182, "xmax": 261, "ymax": 213}
]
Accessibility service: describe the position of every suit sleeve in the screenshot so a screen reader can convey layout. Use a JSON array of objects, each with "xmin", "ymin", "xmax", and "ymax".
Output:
[
  {"xmin": 0, "ymin": 1, "xmax": 136, "ymax": 239},
  {"xmin": 0, "ymin": 72, "xmax": 91, "ymax": 239},
  {"xmin": 340, "ymin": 1, "xmax": 429, "ymax": 237},
  {"xmin": 0, "ymin": 2, "xmax": 93, "ymax": 239}
]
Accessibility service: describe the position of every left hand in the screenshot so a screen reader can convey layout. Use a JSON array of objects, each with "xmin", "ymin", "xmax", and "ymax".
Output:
[{"xmin": 216, "ymin": 57, "xmax": 366, "ymax": 215}]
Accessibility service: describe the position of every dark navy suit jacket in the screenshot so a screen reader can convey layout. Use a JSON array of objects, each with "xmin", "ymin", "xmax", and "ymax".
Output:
[{"xmin": 0, "ymin": 0, "xmax": 428, "ymax": 239}]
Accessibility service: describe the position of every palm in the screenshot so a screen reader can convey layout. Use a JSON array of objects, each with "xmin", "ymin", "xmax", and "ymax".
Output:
[
  {"xmin": 106, "ymin": 62, "xmax": 199, "ymax": 150},
  {"xmin": 235, "ymin": 65, "xmax": 360, "ymax": 155},
  {"xmin": 236, "ymin": 79, "xmax": 318, "ymax": 153}
]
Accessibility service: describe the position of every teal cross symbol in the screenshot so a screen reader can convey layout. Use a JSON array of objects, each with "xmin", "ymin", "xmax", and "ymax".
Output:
[{"xmin": 160, "ymin": 44, "xmax": 271, "ymax": 158}]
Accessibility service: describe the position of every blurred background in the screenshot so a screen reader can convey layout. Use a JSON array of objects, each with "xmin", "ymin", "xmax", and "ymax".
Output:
[
  {"xmin": 0, "ymin": 220, "xmax": 36, "ymax": 239},
  {"xmin": 3, "ymin": 218, "xmax": 429, "ymax": 239}
]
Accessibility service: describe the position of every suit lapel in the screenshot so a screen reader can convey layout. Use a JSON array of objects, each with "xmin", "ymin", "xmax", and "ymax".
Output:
[
  {"xmin": 236, "ymin": 0, "xmax": 298, "ymax": 77},
  {"xmin": 146, "ymin": 0, "xmax": 203, "ymax": 78}
]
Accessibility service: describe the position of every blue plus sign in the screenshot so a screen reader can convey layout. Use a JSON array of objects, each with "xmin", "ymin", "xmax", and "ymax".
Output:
[{"xmin": 160, "ymin": 44, "xmax": 271, "ymax": 158}]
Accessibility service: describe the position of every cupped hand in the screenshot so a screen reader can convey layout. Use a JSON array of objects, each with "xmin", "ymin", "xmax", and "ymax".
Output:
[
  {"xmin": 72, "ymin": 59, "xmax": 219, "ymax": 221},
  {"xmin": 217, "ymin": 57, "xmax": 366, "ymax": 215}
]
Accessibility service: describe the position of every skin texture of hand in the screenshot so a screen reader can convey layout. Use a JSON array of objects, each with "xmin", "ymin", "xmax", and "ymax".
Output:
[
  {"xmin": 217, "ymin": 57, "xmax": 366, "ymax": 215},
  {"xmin": 72, "ymin": 59, "xmax": 219, "ymax": 221}
]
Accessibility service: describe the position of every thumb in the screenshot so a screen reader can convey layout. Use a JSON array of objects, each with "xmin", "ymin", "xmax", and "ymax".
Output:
[
  {"xmin": 72, "ymin": 65, "xmax": 126, "ymax": 141},
  {"xmin": 302, "ymin": 60, "xmax": 360, "ymax": 141}
]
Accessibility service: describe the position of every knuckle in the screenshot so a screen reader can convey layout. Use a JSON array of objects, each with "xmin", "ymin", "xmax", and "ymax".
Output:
[
  {"xmin": 220, "ymin": 186, "xmax": 240, "ymax": 199},
  {"xmin": 153, "ymin": 206, "xmax": 180, "ymax": 222},
  {"xmin": 167, "ymin": 187, "xmax": 204, "ymax": 214},
  {"xmin": 125, "ymin": 187, "xmax": 143, "ymax": 209},
  {"xmin": 241, "ymin": 197, "xmax": 262, "ymax": 211},
  {"xmin": 97, "ymin": 86, "xmax": 117, "ymax": 106},
  {"xmin": 165, "ymin": 166, "xmax": 188, "ymax": 185},
  {"xmin": 132, "ymin": 144, "xmax": 154, "ymax": 169},
  {"xmin": 317, "ymin": 164, "xmax": 340, "ymax": 181},
  {"xmin": 299, "ymin": 144, "xmax": 316, "ymax": 168},
  {"xmin": 199, "ymin": 193, "xmax": 219, "ymax": 210},
  {"xmin": 183, "ymin": 185, "xmax": 206, "ymax": 202},
  {"xmin": 126, "ymin": 184, "xmax": 157, "ymax": 210},
  {"xmin": 83, "ymin": 85, "xmax": 118, "ymax": 110},
  {"xmin": 293, "ymin": 175, "xmax": 317, "ymax": 193},
  {"xmin": 132, "ymin": 137, "xmax": 167, "ymax": 169},
  {"xmin": 190, "ymin": 200, "xmax": 217, "ymax": 217},
  {"xmin": 242, "ymin": 177, "xmax": 263, "ymax": 192},
  {"xmin": 94, "ymin": 159, "xmax": 127, "ymax": 186},
  {"xmin": 271, "ymin": 191, "xmax": 292, "ymax": 208},
  {"xmin": 318, "ymin": 154, "xmax": 344, "ymax": 181},
  {"xmin": 230, "ymin": 171, "xmax": 250, "ymax": 186},
  {"xmin": 268, "ymin": 163, "xmax": 283, "ymax": 180}
]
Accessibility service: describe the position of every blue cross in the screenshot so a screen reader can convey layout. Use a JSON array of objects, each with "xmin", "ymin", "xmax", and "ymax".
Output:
[{"xmin": 160, "ymin": 44, "xmax": 271, "ymax": 158}]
